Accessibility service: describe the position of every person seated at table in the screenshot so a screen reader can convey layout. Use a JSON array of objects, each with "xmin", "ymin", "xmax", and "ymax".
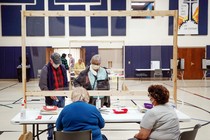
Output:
[
  {"xmin": 56, "ymin": 87, "xmax": 108, "ymax": 140},
  {"xmin": 128, "ymin": 85, "xmax": 180, "ymax": 140},
  {"xmin": 73, "ymin": 54, "xmax": 110, "ymax": 107},
  {"xmin": 74, "ymin": 58, "xmax": 85, "ymax": 76}
]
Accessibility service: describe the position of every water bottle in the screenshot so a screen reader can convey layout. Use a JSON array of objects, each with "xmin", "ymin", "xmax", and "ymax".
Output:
[
  {"xmin": 96, "ymin": 96, "xmax": 101, "ymax": 109},
  {"xmin": 20, "ymin": 99, "xmax": 26, "ymax": 119}
]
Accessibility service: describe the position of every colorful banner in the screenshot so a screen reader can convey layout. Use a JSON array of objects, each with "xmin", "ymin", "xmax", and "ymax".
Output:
[{"xmin": 178, "ymin": 0, "xmax": 199, "ymax": 34}]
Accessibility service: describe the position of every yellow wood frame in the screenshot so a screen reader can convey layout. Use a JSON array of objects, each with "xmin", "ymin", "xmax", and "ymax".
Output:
[{"xmin": 21, "ymin": 10, "xmax": 178, "ymax": 134}]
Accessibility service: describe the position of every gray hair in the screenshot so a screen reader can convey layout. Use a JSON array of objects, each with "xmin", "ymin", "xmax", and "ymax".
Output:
[
  {"xmin": 71, "ymin": 87, "xmax": 90, "ymax": 103},
  {"xmin": 90, "ymin": 54, "xmax": 101, "ymax": 64}
]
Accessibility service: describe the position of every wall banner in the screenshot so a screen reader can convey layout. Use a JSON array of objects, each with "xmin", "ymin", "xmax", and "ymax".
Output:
[{"xmin": 178, "ymin": 0, "xmax": 199, "ymax": 35}]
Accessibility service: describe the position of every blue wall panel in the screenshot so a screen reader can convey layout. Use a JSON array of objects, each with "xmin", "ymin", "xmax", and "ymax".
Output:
[
  {"xmin": 55, "ymin": 0, "xmax": 100, "ymax": 2},
  {"xmin": 111, "ymin": 0, "xmax": 126, "ymax": 36},
  {"xmin": 91, "ymin": 17, "xmax": 108, "ymax": 36},
  {"xmin": 1, "ymin": 5, "xmax": 21, "ymax": 36},
  {"xmin": 26, "ymin": 0, "xmax": 44, "ymax": 10},
  {"xmin": 0, "ymin": 0, "xmax": 34, "ymax": 3},
  {"xmin": 69, "ymin": 5, "xmax": 86, "ymax": 36},
  {"xmin": 26, "ymin": 0, "xmax": 45, "ymax": 36},
  {"xmin": 90, "ymin": 0, "xmax": 107, "ymax": 10},
  {"xmin": 125, "ymin": 46, "xmax": 172, "ymax": 78},
  {"xmin": 198, "ymin": 0, "xmax": 208, "ymax": 35},
  {"xmin": 49, "ymin": 17, "xmax": 65, "ymax": 36},
  {"xmin": 48, "ymin": 0, "xmax": 65, "ymax": 36},
  {"xmin": 90, "ymin": 0, "xmax": 108, "ymax": 36},
  {"xmin": 125, "ymin": 46, "xmax": 151, "ymax": 78},
  {"xmin": 111, "ymin": 17, "xmax": 126, "ymax": 36},
  {"xmin": 69, "ymin": 17, "xmax": 86, "ymax": 36},
  {"xmin": 81, "ymin": 46, "xmax": 98, "ymax": 66},
  {"xmin": 49, "ymin": 0, "xmax": 64, "ymax": 10},
  {"xmin": 207, "ymin": 45, "xmax": 210, "ymax": 58},
  {"xmin": 161, "ymin": 46, "xmax": 173, "ymax": 68},
  {"xmin": 111, "ymin": 0, "xmax": 126, "ymax": 10},
  {"xmin": 0, "ymin": 47, "xmax": 33, "ymax": 79},
  {"xmin": 26, "ymin": 17, "xmax": 45, "ymax": 36}
]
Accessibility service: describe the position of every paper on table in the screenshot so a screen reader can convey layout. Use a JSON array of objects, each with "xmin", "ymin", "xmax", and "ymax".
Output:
[{"xmin": 40, "ymin": 109, "xmax": 58, "ymax": 115}]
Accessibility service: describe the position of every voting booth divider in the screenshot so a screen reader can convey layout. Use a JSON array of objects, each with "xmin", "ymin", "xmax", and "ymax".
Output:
[{"xmin": 20, "ymin": 10, "xmax": 179, "ymax": 137}]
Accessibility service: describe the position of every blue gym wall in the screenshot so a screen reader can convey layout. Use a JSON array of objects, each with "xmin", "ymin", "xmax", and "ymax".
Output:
[{"xmin": 0, "ymin": 0, "xmax": 208, "ymax": 79}]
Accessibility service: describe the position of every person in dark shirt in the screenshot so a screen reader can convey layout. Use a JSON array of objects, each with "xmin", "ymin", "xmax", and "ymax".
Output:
[
  {"xmin": 61, "ymin": 53, "xmax": 69, "ymax": 70},
  {"xmin": 39, "ymin": 52, "xmax": 68, "ymax": 140},
  {"xmin": 73, "ymin": 54, "xmax": 110, "ymax": 107}
]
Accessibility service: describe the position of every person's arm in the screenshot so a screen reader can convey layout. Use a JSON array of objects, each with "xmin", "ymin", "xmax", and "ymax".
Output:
[
  {"xmin": 56, "ymin": 110, "xmax": 64, "ymax": 131},
  {"xmin": 134, "ymin": 127, "xmax": 151, "ymax": 140},
  {"xmin": 39, "ymin": 65, "xmax": 48, "ymax": 90},
  {"xmin": 96, "ymin": 109, "xmax": 105, "ymax": 129}
]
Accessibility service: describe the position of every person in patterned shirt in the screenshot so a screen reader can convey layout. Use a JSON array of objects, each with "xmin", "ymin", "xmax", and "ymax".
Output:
[{"xmin": 39, "ymin": 52, "xmax": 68, "ymax": 140}]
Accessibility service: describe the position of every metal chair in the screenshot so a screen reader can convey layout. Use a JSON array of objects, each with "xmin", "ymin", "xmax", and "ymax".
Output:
[
  {"xmin": 178, "ymin": 124, "xmax": 201, "ymax": 140},
  {"xmin": 154, "ymin": 69, "xmax": 163, "ymax": 78},
  {"xmin": 54, "ymin": 130, "xmax": 92, "ymax": 140}
]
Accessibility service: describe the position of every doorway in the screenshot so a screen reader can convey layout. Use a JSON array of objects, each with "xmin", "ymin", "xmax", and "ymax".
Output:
[{"xmin": 178, "ymin": 48, "xmax": 205, "ymax": 79}]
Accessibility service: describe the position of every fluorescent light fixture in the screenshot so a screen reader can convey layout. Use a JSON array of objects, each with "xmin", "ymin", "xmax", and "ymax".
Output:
[{"xmin": 131, "ymin": 2, "xmax": 145, "ymax": 6}]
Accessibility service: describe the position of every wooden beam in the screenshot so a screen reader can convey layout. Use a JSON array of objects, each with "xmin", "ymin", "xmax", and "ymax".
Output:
[
  {"xmin": 23, "ymin": 10, "xmax": 175, "ymax": 17},
  {"xmin": 173, "ymin": 10, "xmax": 178, "ymax": 105},
  {"xmin": 21, "ymin": 10, "xmax": 27, "ymax": 134},
  {"xmin": 26, "ymin": 90, "xmax": 173, "ymax": 97}
]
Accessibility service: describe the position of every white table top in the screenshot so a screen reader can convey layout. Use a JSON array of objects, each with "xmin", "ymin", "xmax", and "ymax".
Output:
[
  {"xmin": 135, "ymin": 69, "xmax": 170, "ymax": 71},
  {"xmin": 108, "ymin": 73, "xmax": 124, "ymax": 78},
  {"xmin": 11, "ymin": 107, "xmax": 191, "ymax": 125}
]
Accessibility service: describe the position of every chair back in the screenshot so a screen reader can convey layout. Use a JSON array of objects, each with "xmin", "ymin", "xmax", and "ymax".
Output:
[
  {"xmin": 54, "ymin": 130, "xmax": 92, "ymax": 140},
  {"xmin": 154, "ymin": 69, "xmax": 163, "ymax": 77},
  {"xmin": 178, "ymin": 124, "xmax": 201, "ymax": 140}
]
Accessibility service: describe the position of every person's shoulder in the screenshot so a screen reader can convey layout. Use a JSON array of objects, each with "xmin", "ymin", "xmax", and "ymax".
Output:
[{"xmin": 42, "ymin": 64, "xmax": 49, "ymax": 70}]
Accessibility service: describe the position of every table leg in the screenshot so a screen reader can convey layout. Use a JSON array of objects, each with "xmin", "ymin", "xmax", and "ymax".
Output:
[
  {"xmin": 36, "ymin": 124, "xmax": 40, "ymax": 140},
  {"xmin": 32, "ymin": 124, "xmax": 35, "ymax": 140}
]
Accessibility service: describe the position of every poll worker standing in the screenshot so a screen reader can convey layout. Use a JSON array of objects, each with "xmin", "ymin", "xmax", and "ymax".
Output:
[
  {"xmin": 73, "ymin": 54, "xmax": 110, "ymax": 107},
  {"xmin": 128, "ymin": 85, "xmax": 180, "ymax": 140},
  {"xmin": 39, "ymin": 52, "xmax": 68, "ymax": 140},
  {"xmin": 56, "ymin": 87, "xmax": 108, "ymax": 140},
  {"xmin": 74, "ymin": 58, "xmax": 86, "ymax": 76}
]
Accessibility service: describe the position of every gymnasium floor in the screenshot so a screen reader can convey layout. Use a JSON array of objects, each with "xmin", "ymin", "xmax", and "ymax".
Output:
[{"xmin": 0, "ymin": 78, "xmax": 209, "ymax": 140}]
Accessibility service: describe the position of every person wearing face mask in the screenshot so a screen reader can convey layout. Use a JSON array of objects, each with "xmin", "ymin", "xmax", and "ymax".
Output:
[
  {"xmin": 39, "ymin": 52, "xmax": 68, "ymax": 140},
  {"xmin": 128, "ymin": 85, "xmax": 180, "ymax": 140},
  {"xmin": 73, "ymin": 54, "xmax": 110, "ymax": 107}
]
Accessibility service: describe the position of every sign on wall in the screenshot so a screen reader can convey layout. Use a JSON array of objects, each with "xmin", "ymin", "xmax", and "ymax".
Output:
[{"xmin": 178, "ymin": 0, "xmax": 199, "ymax": 34}]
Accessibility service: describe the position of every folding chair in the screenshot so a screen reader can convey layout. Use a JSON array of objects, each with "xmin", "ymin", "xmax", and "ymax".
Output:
[
  {"xmin": 178, "ymin": 124, "xmax": 201, "ymax": 140},
  {"xmin": 54, "ymin": 130, "xmax": 92, "ymax": 140}
]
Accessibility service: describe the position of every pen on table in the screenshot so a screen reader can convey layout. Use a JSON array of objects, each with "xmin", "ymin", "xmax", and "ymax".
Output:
[
  {"xmin": 131, "ymin": 99, "xmax": 137, "ymax": 106},
  {"xmin": 49, "ymin": 116, "xmax": 53, "ymax": 120}
]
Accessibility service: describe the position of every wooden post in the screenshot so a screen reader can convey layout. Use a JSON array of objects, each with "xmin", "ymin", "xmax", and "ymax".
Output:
[
  {"xmin": 21, "ymin": 10, "xmax": 27, "ymax": 134},
  {"xmin": 173, "ymin": 10, "xmax": 178, "ymax": 105}
]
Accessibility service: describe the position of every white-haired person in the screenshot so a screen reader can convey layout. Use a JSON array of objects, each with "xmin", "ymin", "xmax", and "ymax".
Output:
[
  {"xmin": 73, "ymin": 54, "xmax": 110, "ymax": 107},
  {"xmin": 56, "ymin": 87, "xmax": 108, "ymax": 140}
]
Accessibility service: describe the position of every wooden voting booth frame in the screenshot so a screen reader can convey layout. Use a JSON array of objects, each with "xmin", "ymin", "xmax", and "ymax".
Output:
[
  {"xmin": 20, "ymin": 10, "xmax": 178, "ymax": 135},
  {"xmin": 68, "ymin": 40, "xmax": 126, "ymax": 90}
]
